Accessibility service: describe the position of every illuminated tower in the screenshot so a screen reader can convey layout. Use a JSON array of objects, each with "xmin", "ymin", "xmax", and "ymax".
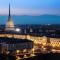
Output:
[{"xmin": 5, "ymin": 4, "xmax": 14, "ymax": 31}]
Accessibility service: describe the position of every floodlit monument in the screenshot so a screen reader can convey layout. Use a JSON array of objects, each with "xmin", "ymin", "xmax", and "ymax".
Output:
[{"xmin": 5, "ymin": 4, "xmax": 14, "ymax": 31}]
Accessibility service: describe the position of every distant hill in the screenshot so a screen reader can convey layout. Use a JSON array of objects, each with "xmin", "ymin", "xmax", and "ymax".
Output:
[{"xmin": 0, "ymin": 15, "xmax": 60, "ymax": 25}]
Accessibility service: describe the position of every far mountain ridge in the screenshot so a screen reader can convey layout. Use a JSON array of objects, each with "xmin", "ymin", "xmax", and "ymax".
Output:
[{"xmin": 0, "ymin": 14, "xmax": 60, "ymax": 17}]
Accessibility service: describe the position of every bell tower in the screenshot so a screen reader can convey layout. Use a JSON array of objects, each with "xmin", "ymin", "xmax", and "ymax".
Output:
[{"xmin": 5, "ymin": 4, "xmax": 14, "ymax": 31}]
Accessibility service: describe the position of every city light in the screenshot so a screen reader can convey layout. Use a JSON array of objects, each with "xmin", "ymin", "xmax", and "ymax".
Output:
[
  {"xmin": 16, "ymin": 50, "xmax": 20, "ymax": 54},
  {"xmin": 23, "ymin": 49, "xmax": 27, "ymax": 53},
  {"xmin": 15, "ymin": 28, "xmax": 21, "ymax": 32}
]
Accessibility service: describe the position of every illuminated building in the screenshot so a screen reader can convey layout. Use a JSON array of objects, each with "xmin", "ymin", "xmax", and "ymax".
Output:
[
  {"xmin": 0, "ymin": 4, "xmax": 33, "ymax": 54},
  {"xmin": 0, "ymin": 4, "xmax": 60, "ymax": 54},
  {"xmin": 5, "ymin": 4, "xmax": 14, "ymax": 31}
]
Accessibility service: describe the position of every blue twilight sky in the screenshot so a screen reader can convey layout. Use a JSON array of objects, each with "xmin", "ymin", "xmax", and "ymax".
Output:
[{"xmin": 0, "ymin": 0, "xmax": 60, "ymax": 15}]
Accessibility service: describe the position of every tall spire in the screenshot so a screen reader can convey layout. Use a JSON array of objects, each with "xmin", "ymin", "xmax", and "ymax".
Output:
[
  {"xmin": 9, "ymin": 3, "xmax": 11, "ymax": 19},
  {"xmin": 5, "ymin": 3, "xmax": 15, "ymax": 31}
]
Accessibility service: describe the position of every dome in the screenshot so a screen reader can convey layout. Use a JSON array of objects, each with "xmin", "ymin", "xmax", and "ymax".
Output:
[{"xmin": 5, "ymin": 18, "xmax": 14, "ymax": 31}]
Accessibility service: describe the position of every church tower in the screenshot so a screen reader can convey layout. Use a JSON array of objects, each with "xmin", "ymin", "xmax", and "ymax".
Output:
[{"xmin": 5, "ymin": 4, "xmax": 14, "ymax": 31}]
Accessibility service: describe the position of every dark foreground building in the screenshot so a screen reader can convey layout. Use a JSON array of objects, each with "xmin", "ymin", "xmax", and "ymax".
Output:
[{"xmin": 0, "ymin": 37, "xmax": 33, "ymax": 54}]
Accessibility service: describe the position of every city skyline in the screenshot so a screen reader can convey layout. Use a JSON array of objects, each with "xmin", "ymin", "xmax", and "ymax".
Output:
[{"xmin": 0, "ymin": 0, "xmax": 60, "ymax": 15}]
